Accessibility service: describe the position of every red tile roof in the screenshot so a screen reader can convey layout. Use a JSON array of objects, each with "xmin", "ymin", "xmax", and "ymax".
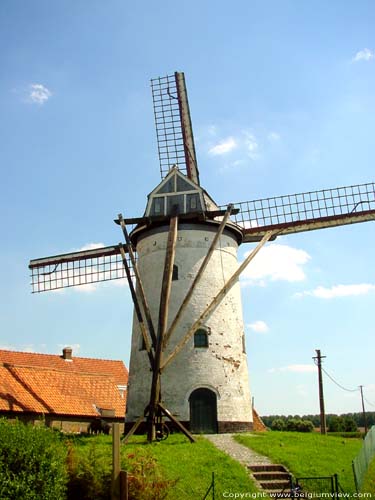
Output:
[{"xmin": 0, "ymin": 349, "xmax": 128, "ymax": 418}]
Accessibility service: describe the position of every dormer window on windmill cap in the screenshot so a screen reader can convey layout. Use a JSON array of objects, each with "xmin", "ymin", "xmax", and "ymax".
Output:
[{"xmin": 145, "ymin": 168, "xmax": 208, "ymax": 218}]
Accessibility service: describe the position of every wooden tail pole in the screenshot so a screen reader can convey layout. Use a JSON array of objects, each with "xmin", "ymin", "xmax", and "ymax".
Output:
[
  {"xmin": 161, "ymin": 230, "xmax": 276, "ymax": 371},
  {"xmin": 118, "ymin": 244, "xmax": 154, "ymax": 369},
  {"xmin": 158, "ymin": 402, "xmax": 195, "ymax": 442},
  {"xmin": 122, "ymin": 412, "xmax": 147, "ymax": 444},
  {"xmin": 163, "ymin": 204, "xmax": 233, "ymax": 348},
  {"xmin": 118, "ymin": 214, "xmax": 157, "ymax": 348},
  {"xmin": 147, "ymin": 212, "xmax": 179, "ymax": 442}
]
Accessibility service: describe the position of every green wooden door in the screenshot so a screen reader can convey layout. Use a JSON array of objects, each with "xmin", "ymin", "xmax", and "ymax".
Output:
[{"xmin": 189, "ymin": 388, "xmax": 218, "ymax": 434}]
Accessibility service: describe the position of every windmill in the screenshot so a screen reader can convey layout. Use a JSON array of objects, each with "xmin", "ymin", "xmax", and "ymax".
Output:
[{"xmin": 29, "ymin": 72, "xmax": 375, "ymax": 443}]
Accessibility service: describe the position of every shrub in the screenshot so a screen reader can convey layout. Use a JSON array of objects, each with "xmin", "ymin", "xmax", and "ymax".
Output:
[
  {"xmin": 124, "ymin": 449, "xmax": 178, "ymax": 500},
  {"xmin": 328, "ymin": 416, "xmax": 358, "ymax": 433},
  {"xmin": 66, "ymin": 439, "xmax": 111, "ymax": 500},
  {"xmin": 279, "ymin": 418, "xmax": 314, "ymax": 433},
  {"xmin": 0, "ymin": 418, "xmax": 68, "ymax": 500},
  {"xmin": 271, "ymin": 418, "xmax": 286, "ymax": 431}
]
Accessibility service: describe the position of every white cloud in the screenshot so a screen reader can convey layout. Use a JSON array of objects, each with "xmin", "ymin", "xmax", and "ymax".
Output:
[
  {"xmin": 207, "ymin": 125, "xmax": 217, "ymax": 136},
  {"xmin": 208, "ymin": 137, "xmax": 237, "ymax": 155},
  {"xmin": 247, "ymin": 320, "xmax": 269, "ymax": 333},
  {"xmin": 268, "ymin": 132, "xmax": 281, "ymax": 141},
  {"xmin": 295, "ymin": 283, "xmax": 375, "ymax": 299},
  {"xmin": 352, "ymin": 48, "xmax": 374, "ymax": 62},
  {"xmin": 77, "ymin": 242, "xmax": 105, "ymax": 252},
  {"xmin": 241, "ymin": 243, "xmax": 311, "ymax": 285},
  {"xmin": 243, "ymin": 131, "xmax": 259, "ymax": 160},
  {"xmin": 28, "ymin": 83, "xmax": 52, "ymax": 104},
  {"xmin": 269, "ymin": 364, "xmax": 316, "ymax": 374}
]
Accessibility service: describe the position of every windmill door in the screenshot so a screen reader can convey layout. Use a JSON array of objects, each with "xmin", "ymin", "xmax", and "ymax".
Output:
[{"xmin": 189, "ymin": 388, "xmax": 218, "ymax": 434}]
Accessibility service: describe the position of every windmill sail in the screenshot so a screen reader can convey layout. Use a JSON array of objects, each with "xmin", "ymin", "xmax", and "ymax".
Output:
[
  {"xmin": 29, "ymin": 245, "xmax": 133, "ymax": 293},
  {"xmin": 226, "ymin": 182, "xmax": 375, "ymax": 242},
  {"xmin": 151, "ymin": 72, "xmax": 199, "ymax": 184}
]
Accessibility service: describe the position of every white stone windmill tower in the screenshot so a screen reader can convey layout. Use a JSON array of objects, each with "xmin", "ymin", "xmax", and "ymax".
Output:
[{"xmin": 29, "ymin": 72, "xmax": 375, "ymax": 442}]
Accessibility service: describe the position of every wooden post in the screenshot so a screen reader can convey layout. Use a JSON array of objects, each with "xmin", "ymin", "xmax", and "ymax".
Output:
[
  {"xmin": 161, "ymin": 230, "xmax": 275, "ymax": 371},
  {"xmin": 359, "ymin": 385, "xmax": 368, "ymax": 434},
  {"xmin": 120, "ymin": 471, "xmax": 128, "ymax": 500},
  {"xmin": 118, "ymin": 214, "xmax": 157, "ymax": 348},
  {"xmin": 112, "ymin": 423, "xmax": 121, "ymax": 500},
  {"xmin": 163, "ymin": 204, "xmax": 233, "ymax": 348},
  {"xmin": 119, "ymin": 243, "xmax": 154, "ymax": 369},
  {"xmin": 313, "ymin": 349, "xmax": 327, "ymax": 435},
  {"xmin": 147, "ymin": 212, "xmax": 179, "ymax": 442}
]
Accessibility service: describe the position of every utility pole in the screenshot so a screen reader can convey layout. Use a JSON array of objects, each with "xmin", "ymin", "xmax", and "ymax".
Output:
[
  {"xmin": 313, "ymin": 349, "xmax": 327, "ymax": 435},
  {"xmin": 359, "ymin": 385, "xmax": 368, "ymax": 434}
]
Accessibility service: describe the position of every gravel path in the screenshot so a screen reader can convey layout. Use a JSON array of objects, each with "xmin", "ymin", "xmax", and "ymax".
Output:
[{"xmin": 205, "ymin": 433, "xmax": 273, "ymax": 466}]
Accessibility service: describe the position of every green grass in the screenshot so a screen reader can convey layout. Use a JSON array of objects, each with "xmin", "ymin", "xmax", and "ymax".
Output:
[
  {"xmin": 70, "ymin": 433, "xmax": 259, "ymax": 499},
  {"xmin": 361, "ymin": 456, "xmax": 375, "ymax": 495},
  {"xmin": 235, "ymin": 432, "xmax": 362, "ymax": 493}
]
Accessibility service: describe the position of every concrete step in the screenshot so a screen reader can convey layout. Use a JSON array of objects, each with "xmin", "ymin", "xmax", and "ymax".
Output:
[
  {"xmin": 253, "ymin": 471, "xmax": 291, "ymax": 481},
  {"xmin": 248, "ymin": 464, "xmax": 288, "ymax": 473},
  {"xmin": 259, "ymin": 480, "xmax": 292, "ymax": 490}
]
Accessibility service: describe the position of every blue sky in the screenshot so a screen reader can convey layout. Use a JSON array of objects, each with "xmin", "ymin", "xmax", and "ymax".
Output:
[{"xmin": 1, "ymin": 0, "xmax": 374, "ymax": 417}]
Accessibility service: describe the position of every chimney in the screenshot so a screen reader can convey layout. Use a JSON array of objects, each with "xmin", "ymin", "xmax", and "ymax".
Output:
[{"xmin": 62, "ymin": 346, "xmax": 73, "ymax": 361}]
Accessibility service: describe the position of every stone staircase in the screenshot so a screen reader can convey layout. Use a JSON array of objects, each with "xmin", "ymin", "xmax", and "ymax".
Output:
[{"xmin": 248, "ymin": 464, "xmax": 293, "ymax": 496}]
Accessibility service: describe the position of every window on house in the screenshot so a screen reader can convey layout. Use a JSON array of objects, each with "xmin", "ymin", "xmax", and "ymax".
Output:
[{"xmin": 194, "ymin": 329, "xmax": 209, "ymax": 348}]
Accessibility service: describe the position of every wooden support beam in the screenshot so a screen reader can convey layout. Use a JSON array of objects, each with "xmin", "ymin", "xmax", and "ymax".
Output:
[
  {"xmin": 147, "ymin": 212, "xmax": 179, "ymax": 442},
  {"xmin": 118, "ymin": 214, "xmax": 157, "ymax": 348},
  {"xmin": 114, "ymin": 208, "xmax": 239, "ymax": 227},
  {"xmin": 158, "ymin": 402, "xmax": 196, "ymax": 443},
  {"xmin": 119, "ymin": 244, "xmax": 154, "ymax": 369},
  {"xmin": 161, "ymin": 230, "xmax": 276, "ymax": 371},
  {"xmin": 122, "ymin": 413, "xmax": 147, "ymax": 444},
  {"xmin": 163, "ymin": 204, "xmax": 233, "ymax": 349}
]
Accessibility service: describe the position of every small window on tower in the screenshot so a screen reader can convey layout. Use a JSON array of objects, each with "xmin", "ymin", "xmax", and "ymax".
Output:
[
  {"xmin": 194, "ymin": 329, "xmax": 209, "ymax": 348},
  {"xmin": 242, "ymin": 334, "xmax": 246, "ymax": 354},
  {"xmin": 172, "ymin": 264, "xmax": 179, "ymax": 281},
  {"xmin": 140, "ymin": 335, "xmax": 146, "ymax": 351}
]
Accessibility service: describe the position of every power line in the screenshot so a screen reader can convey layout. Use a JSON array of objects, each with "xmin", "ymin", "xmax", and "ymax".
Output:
[
  {"xmin": 320, "ymin": 366, "xmax": 359, "ymax": 393},
  {"xmin": 364, "ymin": 396, "xmax": 375, "ymax": 408}
]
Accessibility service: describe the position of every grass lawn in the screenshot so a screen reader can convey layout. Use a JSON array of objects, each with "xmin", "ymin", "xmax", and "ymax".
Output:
[
  {"xmin": 70, "ymin": 433, "xmax": 259, "ymax": 499},
  {"xmin": 235, "ymin": 432, "xmax": 362, "ymax": 493}
]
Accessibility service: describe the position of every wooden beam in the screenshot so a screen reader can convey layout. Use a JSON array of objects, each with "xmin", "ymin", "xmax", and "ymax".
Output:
[
  {"xmin": 119, "ymin": 244, "xmax": 154, "ymax": 369},
  {"xmin": 147, "ymin": 212, "xmax": 179, "ymax": 442},
  {"xmin": 118, "ymin": 214, "xmax": 157, "ymax": 348},
  {"xmin": 158, "ymin": 402, "xmax": 196, "ymax": 443},
  {"xmin": 114, "ymin": 208, "xmax": 239, "ymax": 226},
  {"xmin": 161, "ymin": 230, "xmax": 276, "ymax": 371},
  {"xmin": 163, "ymin": 204, "xmax": 234, "ymax": 349},
  {"xmin": 122, "ymin": 413, "xmax": 146, "ymax": 444}
]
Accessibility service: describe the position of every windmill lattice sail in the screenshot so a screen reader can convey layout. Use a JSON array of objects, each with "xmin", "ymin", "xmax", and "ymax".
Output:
[
  {"xmin": 227, "ymin": 182, "xmax": 375, "ymax": 242},
  {"xmin": 29, "ymin": 245, "xmax": 133, "ymax": 293},
  {"xmin": 29, "ymin": 182, "xmax": 375, "ymax": 292},
  {"xmin": 151, "ymin": 72, "xmax": 199, "ymax": 184}
]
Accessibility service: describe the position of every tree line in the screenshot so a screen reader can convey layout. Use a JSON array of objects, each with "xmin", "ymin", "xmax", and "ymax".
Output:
[{"xmin": 261, "ymin": 412, "xmax": 375, "ymax": 432}]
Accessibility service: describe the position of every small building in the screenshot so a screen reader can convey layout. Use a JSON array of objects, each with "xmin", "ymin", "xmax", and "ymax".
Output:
[{"xmin": 0, "ymin": 347, "xmax": 128, "ymax": 432}]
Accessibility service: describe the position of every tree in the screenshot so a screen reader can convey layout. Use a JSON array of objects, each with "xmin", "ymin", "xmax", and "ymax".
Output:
[{"xmin": 271, "ymin": 418, "xmax": 286, "ymax": 431}]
